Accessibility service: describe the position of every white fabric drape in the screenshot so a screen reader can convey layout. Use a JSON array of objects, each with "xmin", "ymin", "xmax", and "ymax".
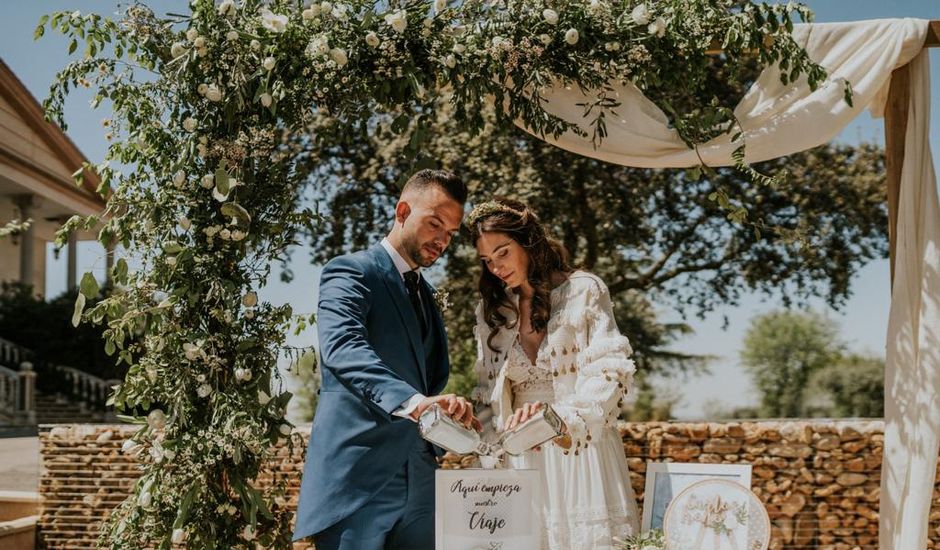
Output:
[{"xmin": 516, "ymin": 19, "xmax": 937, "ymax": 548}]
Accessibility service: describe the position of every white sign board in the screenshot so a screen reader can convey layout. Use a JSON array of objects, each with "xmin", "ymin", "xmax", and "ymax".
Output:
[{"xmin": 435, "ymin": 469, "xmax": 542, "ymax": 550}]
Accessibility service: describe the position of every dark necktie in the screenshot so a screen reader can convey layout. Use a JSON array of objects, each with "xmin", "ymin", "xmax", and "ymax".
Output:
[{"xmin": 403, "ymin": 270, "xmax": 428, "ymax": 336}]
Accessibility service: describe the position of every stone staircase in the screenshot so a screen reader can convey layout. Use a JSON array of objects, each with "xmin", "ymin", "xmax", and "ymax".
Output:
[{"xmin": 35, "ymin": 392, "xmax": 114, "ymax": 425}]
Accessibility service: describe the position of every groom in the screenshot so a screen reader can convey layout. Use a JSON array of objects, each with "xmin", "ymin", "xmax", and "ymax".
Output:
[{"xmin": 294, "ymin": 169, "xmax": 479, "ymax": 549}]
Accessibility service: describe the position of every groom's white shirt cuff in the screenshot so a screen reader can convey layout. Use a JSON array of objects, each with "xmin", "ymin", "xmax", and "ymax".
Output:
[
  {"xmin": 393, "ymin": 393, "xmax": 426, "ymax": 422},
  {"xmin": 379, "ymin": 238, "xmax": 426, "ymax": 422}
]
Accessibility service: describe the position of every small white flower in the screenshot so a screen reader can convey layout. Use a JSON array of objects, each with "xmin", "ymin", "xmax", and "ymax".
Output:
[
  {"xmin": 182, "ymin": 117, "xmax": 196, "ymax": 132},
  {"xmin": 542, "ymin": 9, "xmax": 558, "ymax": 25},
  {"xmin": 172, "ymin": 170, "xmax": 186, "ymax": 187},
  {"xmin": 648, "ymin": 17, "xmax": 666, "ymax": 37},
  {"xmin": 147, "ymin": 409, "xmax": 167, "ymax": 430},
  {"xmin": 171, "ymin": 529, "xmax": 186, "ymax": 544},
  {"xmin": 260, "ymin": 93, "xmax": 273, "ymax": 107},
  {"xmin": 200, "ymin": 174, "xmax": 215, "ymax": 189},
  {"xmin": 250, "ymin": 39, "xmax": 261, "ymax": 50},
  {"xmin": 205, "ymin": 84, "xmax": 223, "ymax": 102},
  {"xmin": 331, "ymin": 4, "xmax": 348, "ymax": 21},
  {"xmin": 260, "ymin": 8, "xmax": 289, "ymax": 33},
  {"xmin": 330, "ymin": 48, "xmax": 348, "ymax": 67},
  {"xmin": 587, "ymin": 0, "xmax": 604, "ymax": 17},
  {"xmin": 262, "ymin": 56, "xmax": 276, "ymax": 71},
  {"xmin": 605, "ymin": 41, "xmax": 621, "ymax": 51},
  {"xmin": 445, "ymin": 54, "xmax": 456, "ymax": 68},
  {"xmin": 564, "ymin": 28, "xmax": 579, "ymax": 45},
  {"xmin": 226, "ymin": 30, "xmax": 239, "ymax": 41},
  {"xmin": 320, "ymin": 1, "xmax": 333, "ymax": 12},
  {"xmin": 302, "ymin": 7, "xmax": 317, "ymax": 20},
  {"xmin": 193, "ymin": 36, "xmax": 206, "ymax": 49},
  {"xmin": 196, "ymin": 374, "xmax": 206, "ymax": 383},
  {"xmin": 231, "ymin": 229, "xmax": 246, "ymax": 241},
  {"xmin": 170, "ymin": 41, "xmax": 187, "ymax": 58},
  {"xmin": 219, "ymin": 228, "xmax": 232, "ymax": 240},
  {"xmin": 218, "ymin": 0, "xmax": 236, "ymax": 17},
  {"xmin": 235, "ymin": 367, "xmax": 253, "ymax": 382},
  {"xmin": 305, "ymin": 35, "xmax": 330, "ymax": 58},
  {"xmin": 183, "ymin": 342, "xmax": 203, "ymax": 361},
  {"xmin": 204, "ymin": 225, "xmax": 221, "ymax": 237},
  {"xmin": 539, "ymin": 33, "xmax": 552, "ymax": 45},
  {"xmin": 242, "ymin": 291, "xmax": 258, "ymax": 307},
  {"xmin": 197, "ymin": 383, "xmax": 212, "ymax": 398},
  {"xmin": 244, "ymin": 310, "xmax": 255, "ymax": 319},
  {"xmin": 385, "ymin": 9, "xmax": 408, "ymax": 34},
  {"xmin": 631, "ymin": 3, "xmax": 650, "ymax": 26},
  {"xmin": 279, "ymin": 423, "xmax": 292, "ymax": 436},
  {"xmin": 365, "ymin": 31, "xmax": 380, "ymax": 48}
]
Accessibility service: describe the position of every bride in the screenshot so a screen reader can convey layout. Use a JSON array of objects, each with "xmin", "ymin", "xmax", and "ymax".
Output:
[{"xmin": 468, "ymin": 197, "xmax": 640, "ymax": 549}]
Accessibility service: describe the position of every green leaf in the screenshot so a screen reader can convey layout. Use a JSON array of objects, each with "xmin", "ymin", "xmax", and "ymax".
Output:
[
  {"xmin": 80, "ymin": 271, "xmax": 99, "ymax": 298},
  {"xmin": 172, "ymin": 484, "xmax": 201, "ymax": 529},
  {"xmin": 71, "ymin": 293, "xmax": 86, "ymax": 327},
  {"xmin": 68, "ymin": 38, "xmax": 77, "ymax": 54},
  {"xmin": 34, "ymin": 24, "xmax": 45, "ymax": 40},
  {"xmin": 221, "ymin": 202, "xmax": 251, "ymax": 226},
  {"xmin": 215, "ymin": 166, "xmax": 231, "ymax": 196}
]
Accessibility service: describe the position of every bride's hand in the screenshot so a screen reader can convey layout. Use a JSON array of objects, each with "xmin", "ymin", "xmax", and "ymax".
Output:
[{"xmin": 506, "ymin": 401, "xmax": 543, "ymax": 431}]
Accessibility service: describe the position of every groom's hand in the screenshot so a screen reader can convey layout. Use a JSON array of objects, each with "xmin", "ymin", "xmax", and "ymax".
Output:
[{"xmin": 411, "ymin": 394, "xmax": 483, "ymax": 432}]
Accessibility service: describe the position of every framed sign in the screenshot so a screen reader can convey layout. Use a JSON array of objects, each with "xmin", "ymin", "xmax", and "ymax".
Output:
[
  {"xmin": 663, "ymin": 479, "xmax": 770, "ymax": 550},
  {"xmin": 641, "ymin": 463, "xmax": 752, "ymax": 531},
  {"xmin": 435, "ymin": 469, "xmax": 542, "ymax": 550}
]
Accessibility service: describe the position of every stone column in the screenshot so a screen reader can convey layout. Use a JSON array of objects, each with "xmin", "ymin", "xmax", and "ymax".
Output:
[
  {"xmin": 18, "ymin": 362, "xmax": 36, "ymax": 424},
  {"xmin": 13, "ymin": 195, "xmax": 35, "ymax": 289},
  {"xmin": 67, "ymin": 230, "xmax": 78, "ymax": 291}
]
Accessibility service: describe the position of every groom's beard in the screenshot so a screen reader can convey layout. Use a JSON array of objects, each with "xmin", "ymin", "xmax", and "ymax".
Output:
[{"xmin": 403, "ymin": 237, "xmax": 441, "ymax": 268}]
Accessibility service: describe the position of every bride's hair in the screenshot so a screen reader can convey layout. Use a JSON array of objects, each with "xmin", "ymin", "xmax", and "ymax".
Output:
[{"xmin": 466, "ymin": 197, "xmax": 572, "ymax": 352}]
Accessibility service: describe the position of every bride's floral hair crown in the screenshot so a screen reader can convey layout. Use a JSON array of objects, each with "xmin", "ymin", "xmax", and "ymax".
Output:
[{"xmin": 466, "ymin": 200, "xmax": 533, "ymax": 226}]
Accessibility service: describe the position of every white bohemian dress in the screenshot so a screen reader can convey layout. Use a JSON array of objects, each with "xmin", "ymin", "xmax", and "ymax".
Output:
[{"xmin": 472, "ymin": 271, "xmax": 641, "ymax": 549}]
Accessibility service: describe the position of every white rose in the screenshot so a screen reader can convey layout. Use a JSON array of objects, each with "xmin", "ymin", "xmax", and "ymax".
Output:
[
  {"xmin": 235, "ymin": 367, "xmax": 252, "ymax": 381},
  {"xmin": 185, "ymin": 28, "xmax": 198, "ymax": 42},
  {"xmin": 564, "ymin": 28, "xmax": 579, "ymax": 45},
  {"xmin": 226, "ymin": 30, "xmax": 239, "ymax": 41},
  {"xmin": 165, "ymin": 256, "xmax": 177, "ymax": 267},
  {"xmin": 648, "ymin": 17, "xmax": 666, "ymax": 37},
  {"xmin": 542, "ymin": 9, "xmax": 558, "ymax": 25},
  {"xmin": 539, "ymin": 33, "xmax": 552, "ymax": 45},
  {"xmin": 170, "ymin": 42, "xmax": 187, "ymax": 58},
  {"xmin": 302, "ymin": 7, "xmax": 317, "ymax": 21},
  {"xmin": 320, "ymin": 1, "xmax": 333, "ymax": 12},
  {"xmin": 183, "ymin": 342, "xmax": 202, "ymax": 361},
  {"xmin": 434, "ymin": 0, "xmax": 447, "ymax": 13},
  {"xmin": 218, "ymin": 0, "xmax": 236, "ymax": 17},
  {"xmin": 231, "ymin": 229, "xmax": 246, "ymax": 241},
  {"xmin": 279, "ymin": 423, "xmax": 292, "ymax": 436},
  {"xmin": 385, "ymin": 10, "xmax": 408, "ymax": 34},
  {"xmin": 205, "ymin": 84, "xmax": 223, "ymax": 102},
  {"xmin": 171, "ymin": 529, "xmax": 186, "ymax": 544},
  {"xmin": 122, "ymin": 439, "xmax": 142, "ymax": 454},
  {"xmin": 182, "ymin": 117, "xmax": 196, "ymax": 132},
  {"xmin": 200, "ymin": 174, "xmax": 214, "ymax": 189},
  {"xmin": 147, "ymin": 409, "xmax": 166, "ymax": 430},
  {"xmin": 244, "ymin": 310, "xmax": 255, "ymax": 319},
  {"xmin": 197, "ymin": 384, "xmax": 212, "ymax": 398},
  {"xmin": 250, "ymin": 39, "xmax": 261, "ymax": 50},
  {"xmin": 631, "ymin": 3, "xmax": 650, "ymax": 26},
  {"xmin": 219, "ymin": 228, "xmax": 232, "ymax": 240},
  {"xmin": 330, "ymin": 48, "xmax": 348, "ymax": 67},
  {"xmin": 605, "ymin": 41, "xmax": 621, "ymax": 51},
  {"xmin": 260, "ymin": 8, "xmax": 289, "ymax": 33},
  {"xmin": 172, "ymin": 170, "xmax": 186, "ymax": 187},
  {"xmin": 242, "ymin": 291, "xmax": 258, "ymax": 307},
  {"xmin": 365, "ymin": 31, "xmax": 380, "ymax": 48},
  {"xmin": 197, "ymin": 83, "xmax": 208, "ymax": 96},
  {"xmin": 445, "ymin": 54, "xmax": 456, "ymax": 68},
  {"xmin": 260, "ymin": 93, "xmax": 273, "ymax": 107},
  {"xmin": 193, "ymin": 36, "xmax": 206, "ymax": 49},
  {"xmin": 262, "ymin": 56, "xmax": 276, "ymax": 71},
  {"xmin": 179, "ymin": 215, "xmax": 191, "ymax": 229},
  {"xmin": 452, "ymin": 43, "xmax": 466, "ymax": 54}
]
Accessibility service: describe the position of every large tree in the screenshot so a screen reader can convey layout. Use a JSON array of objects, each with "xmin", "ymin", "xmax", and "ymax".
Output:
[{"xmin": 300, "ymin": 98, "xmax": 887, "ymax": 397}]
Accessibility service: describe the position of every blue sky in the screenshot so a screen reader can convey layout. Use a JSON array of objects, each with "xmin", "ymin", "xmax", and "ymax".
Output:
[{"xmin": 1, "ymin": 1, "xmax": 937, "ymax": 420}]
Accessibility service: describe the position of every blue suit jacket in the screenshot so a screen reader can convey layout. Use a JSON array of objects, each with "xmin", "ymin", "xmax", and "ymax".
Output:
[{"xmin": 293, "ymin": 244, "xmax": 450, "ymax": 540}]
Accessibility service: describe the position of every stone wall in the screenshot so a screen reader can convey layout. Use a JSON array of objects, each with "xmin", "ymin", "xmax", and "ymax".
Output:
[{"xmin": 38, "ymin": 420, "xmax": 927, "ymax": 549}]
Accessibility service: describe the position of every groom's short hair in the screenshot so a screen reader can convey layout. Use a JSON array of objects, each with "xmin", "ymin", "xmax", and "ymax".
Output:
[{"xmin": 401, "ymin": 169, "xmax": 467, "ymax": 205}]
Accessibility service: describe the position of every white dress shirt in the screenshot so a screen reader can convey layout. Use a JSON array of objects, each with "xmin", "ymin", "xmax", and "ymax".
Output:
[{"xmin": 380, "ymin": 238, "xmax": 426, "ymax": 421}]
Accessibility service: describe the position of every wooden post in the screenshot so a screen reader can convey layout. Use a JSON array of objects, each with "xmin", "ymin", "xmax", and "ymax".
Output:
[{"xmin": 884, "ymin": 64, "xmax": 911, "ymax": 288}]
